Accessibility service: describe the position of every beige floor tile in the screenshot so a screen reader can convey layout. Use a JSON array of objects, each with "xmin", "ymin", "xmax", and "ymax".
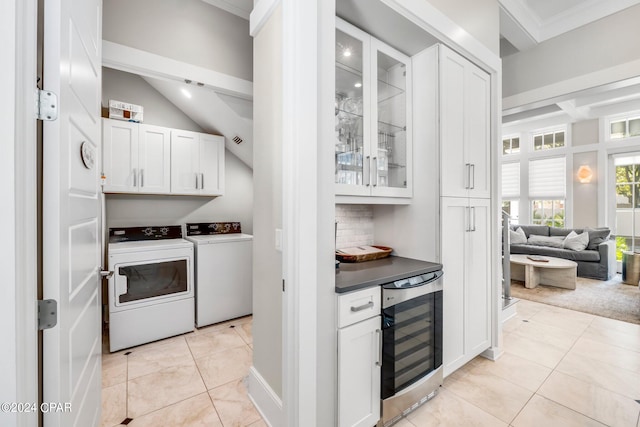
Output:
[
  {"xmin": 127, "ymin": 338, "xmax": 194, "ymax": 380},
  {"xmin": 502, "ymin": 331, "xmax": 567, "ymax": 369},
  {"xmin": 515, "ymin": 300, "xmax": 548, "ymax": 319},
  {"xmin": 406, "ymin": 388, "xmax": 508, "ymax": 427},
  {"xmin": 502, "ymin": 315, "xmax": 527, "ymax": 333},
  {"xmin": 529, "ymin": 308, "xmax": 594, "ymax": 335},
  {"xmin": 538, "ymin": 371, "xmax": 640, "ymax": 427},
  {"xmin": 470, "ymin": 352, "xmax": 552, "ymax": 392},
  {"xmin": 512, "ymin": 319, "xmax": 582, "ymax": 351},
  {"xmin": 570, "ymin": 337, "xmax": 640, "ymax": 374},
  {"xmin": 555, "ymin": 351, "xmax": 640, "ymax": 399},
  {"xmin": 512, "ymin": 394, "xmax": 606, "ymax": 427},
  {"xmin": 590, "ymin": 316, "xmax": 640, "ymax": 337},
  {"xmin": 389, "ymin": 418, "xmax": 415, "ymax": 427},
  {"xmin": 209, "ymin": 378, "xmax": 261, "ymax": 427},
  {"xmin": 582, "ymin": 323, "xmax": 640, "ymax": 353},
  {"xmin": 196, "ymin": 346, "xmax": 253, "ymax": 390},
  {"xmin": 127, "ymin": 363, "xmax": 207, "ymax": 418},
  {"xmin": 100, "ymin": 382, "xmax": 127, "ymax": 427},
  {"xmin": 247, "ymin": 421, "xmax": 268, "ymax": 427},
  {"xmin": 194, "ymin": 316, "xmax": 253, "ymax": 335},
  {"xmin": 102, "ymin": 352, "xmax": 128, "ymax": 388},
  {"xmin": 443, "ymin": 370, "xmax": 533, "ymax": 423},
  {"xmin": 235, "ymin": 322, "xmax": 252, "ymax": 345},
  {"xmin": 128, "ymin": 393, "xmax": 222, "ymax": 427},
  {"xmin": 186, "ymin": 328, "xmax": 247, "ymax": 360}
]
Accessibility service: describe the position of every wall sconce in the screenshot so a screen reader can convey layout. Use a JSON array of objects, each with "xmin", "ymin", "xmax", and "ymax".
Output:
[{"xmin": 577, "ymin": 165, "xmax": 593, "ymax": 183}]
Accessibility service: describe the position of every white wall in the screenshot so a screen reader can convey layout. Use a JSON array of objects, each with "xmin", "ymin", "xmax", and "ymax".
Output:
[
  {"xmin": 251, "ymin": 3, "xmax": 283, "ymax": 399},
  {"xmin": 427, "ymin": 0, "xmax": 500, "ymax": 56},
  {"xmin": 102, "ymin": 66, "xmax": 254, "ymax": 233},
  {"xmin": 503, "ymin": 4, "xmax": 640, "ymax": 102},
  {"xmin": 102, "ymin": 68, "xmax": 203, "ymax": 132},
  {"xmin": 373, "ymin": 45, "xmax": 440, "ymax": 262},
  {"xmin": 103, "ymin": 0, "xmax": 253, "ymax": 82}
]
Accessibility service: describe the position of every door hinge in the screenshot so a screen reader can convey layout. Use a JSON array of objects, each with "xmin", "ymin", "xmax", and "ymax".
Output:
[
  {"xmin": 35, "ymin": 89, "xmax": 58, "ymax": 121},
  {"xmin": 38, "ymin": 299, "xmax": 58, "ymax": 330}
]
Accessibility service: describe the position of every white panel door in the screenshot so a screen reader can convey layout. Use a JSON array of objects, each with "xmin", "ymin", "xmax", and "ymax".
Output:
[
  {"xmin": 466, "ymin": 198, "xmax": 491, "ymax": 354},
  {"xmin": 139, "ymin": 124, "xmax": 171, "ymax": 193},
  {"xmin": 338, "ymin": 316, "xmax": 381, "ymax": 427},
  {"xmin": 43, "ymin": 0, "xmax": 102, "ymax": 425},
  {"xmin": 171, "ymin": 130, "xmax": 200, "ymax": 194},
  {"xmin": 199, "ymin": 134, "xmax": 225, "ymax": 196},
  {"xmin": 102, "ymin": 119, "xmax": 138, "ymax": 192},
  {"xmin": 465, "ymin": 66, "xmax": 491, "ymax": 199},
  {"xmin": 439, "ymin": 46, "xmax": 467, "ymax": 198},
  {"xmin": 441, "ymin": 197, "xmax": 468, "ymax": 376}
]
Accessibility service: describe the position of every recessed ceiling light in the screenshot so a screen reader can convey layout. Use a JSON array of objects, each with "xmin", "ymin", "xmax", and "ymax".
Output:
[
  {"xmin": 343, "ymin": 49, "xmax": 352, "ymax": 57},
  {"xmin": 181, "ymin": 88, "xmax": 192, "ymax": 99},
  {"xmin": 354, "ymin": 82, "xmax": 362, "ymax": 88}
]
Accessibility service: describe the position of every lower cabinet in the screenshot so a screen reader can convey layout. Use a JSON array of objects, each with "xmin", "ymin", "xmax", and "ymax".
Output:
[
  {"xmin": 337, "ymin": 287, "xmax": 381, "ymax": 427},
  {"xmin": 441, "ymin": 197, "xmax": 491, "ymax": 376}
]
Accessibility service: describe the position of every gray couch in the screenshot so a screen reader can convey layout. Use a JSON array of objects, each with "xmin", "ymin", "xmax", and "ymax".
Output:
[{"xmin": 510, "ymin": 225, "xmax": 616, "ymax": 280}]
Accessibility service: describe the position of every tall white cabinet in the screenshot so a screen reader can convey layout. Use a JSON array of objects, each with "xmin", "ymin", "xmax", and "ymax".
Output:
[{"xmin": 437, "ymin": 45, "xmax": 492, "ymax": 376}]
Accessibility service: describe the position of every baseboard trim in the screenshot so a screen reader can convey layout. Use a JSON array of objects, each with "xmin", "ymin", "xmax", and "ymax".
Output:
[
  {"xmin": 481, "ymin": 346, "xmax": 504, "ymax": 361},
  {"xmin": 248, "ymin": 366, "xmax": 283, "ymax": 427}
]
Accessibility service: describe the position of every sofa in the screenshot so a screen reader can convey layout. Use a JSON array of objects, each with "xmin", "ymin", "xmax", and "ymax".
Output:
[{"xmin": 509, "ymin": 225, "xmax": 616, "ymax": 280}]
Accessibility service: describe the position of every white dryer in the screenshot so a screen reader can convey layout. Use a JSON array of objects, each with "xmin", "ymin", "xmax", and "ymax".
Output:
[
  {"xmin": 107, "ymin": 226, "xmax": 194, "ymax": 352},
  {"xmin": 185, "ymin": 222, "xmax": 253, "ymax": 327}
]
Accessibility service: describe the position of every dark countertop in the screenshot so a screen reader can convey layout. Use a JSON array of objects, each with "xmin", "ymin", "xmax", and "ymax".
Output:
[{"xmin": 335, "ymin": 256, "xmax": 442, "ymax": 293}]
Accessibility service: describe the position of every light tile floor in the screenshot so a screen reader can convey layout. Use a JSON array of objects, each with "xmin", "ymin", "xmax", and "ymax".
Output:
[
  {"xmin": 102, "ymin": 301, "xmax": 640, "ymax": 427},
  {"xmin": 404, "ymin": 299, "xmax": 640, "ymax": 427},
  {"xmin": 101, "ymin": 316, "xmax": 265, "ymax": 427}
]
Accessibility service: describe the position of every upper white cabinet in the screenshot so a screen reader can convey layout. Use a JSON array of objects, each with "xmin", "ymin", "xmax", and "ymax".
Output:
[
  {"xmin": 440, "ymin": 45, "xmax": 490, "ymax": 199},
  {"xmin": 171, "ymin": 130, "xmax": 225, "ymax": 196},
  {"xmin": 102, "ymin": 118, "xmax": 224, "ymax": 196},
  {"xmin": 102, "ymin": 119, "xmax": 171, "ymax": 194},
  {"xmin": 335, "ymin": 18, "xmax": 412, "ymax": 201}
]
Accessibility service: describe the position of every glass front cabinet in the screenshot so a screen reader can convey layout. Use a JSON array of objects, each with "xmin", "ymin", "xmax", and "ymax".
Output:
[{"xmin": 335, "ymin": 18, "xmax": 412, "ymax": 200}]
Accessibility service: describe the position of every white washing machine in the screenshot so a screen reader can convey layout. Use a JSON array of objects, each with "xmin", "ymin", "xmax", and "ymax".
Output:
[
  {"xmin": 107, "ymin": 226, "xmax": 194, "ymax": 352},
  {"xmin": 185, "ymin": 222, "xmax": 253, "ymax": 327}
]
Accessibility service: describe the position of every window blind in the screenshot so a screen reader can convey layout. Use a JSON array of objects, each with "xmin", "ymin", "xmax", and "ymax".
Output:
[
  {"xmin": 529, "ymin": 157, "xmax": 566, "ymax": 198},
  {"xmin": 501, "ymin": 162, "xmax": 520, "ymax": 198}
]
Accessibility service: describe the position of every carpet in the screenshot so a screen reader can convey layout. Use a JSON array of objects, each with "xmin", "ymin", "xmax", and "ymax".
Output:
[{"xmin": 510, "ymin": 275, "xmax": 640, "ymax": 325}]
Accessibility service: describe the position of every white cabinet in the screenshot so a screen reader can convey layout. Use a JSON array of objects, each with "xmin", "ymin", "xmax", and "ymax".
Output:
[
  {"xmin": 102, "ymin": 118, "xmax": 171, "ymax": 194},
  {"xmin": 441, "ymin": 197, "xmax": 491, "ymax": 376},
  {"xmin": 440, "ymin": 45, "xmax": 490, "ymax": 199},
  {"xmin": 335, "ymin": 18, "xmax": 412, "ymax": 201},
  {"xmin": 170, "ymin": 130, "xmax": 225, "ymax": 196},
  {"xmin": 337, "ymin": 286, "xmax": 381, "ymax": 427}
]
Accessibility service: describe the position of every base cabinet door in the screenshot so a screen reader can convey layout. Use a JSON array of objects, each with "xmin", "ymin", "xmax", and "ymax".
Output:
[
  {"xmin": 338, "ymin": 315, "xmax": 381, "ymax": 427},
  {"xmin": 441, "ymin": 197, "xmax": 491, "ymax": 376}
]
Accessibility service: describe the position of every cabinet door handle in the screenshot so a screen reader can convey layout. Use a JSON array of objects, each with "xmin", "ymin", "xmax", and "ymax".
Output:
[
  {"xmin": 471, "ymin": 206, "xmax": 477, "ymax": 231},
  {"xmin": 376, "ymin": 329, "xmax": 382, "ymax": 367},
  {"xmin": 373, "ymin": 157, "xmax": 378, "ymax": 187},
  {"xmin": 195, "ymin": 174, "xmax": 199, "ymax": 189},
  {"xmin": 470, "ymin": 164, "xmax": 475, "ymax": 189},
  {"xmin": 140, "ymin": 169, "xmax": 144, "ymax": 188},
  {"xmin": 365, "ymin": 156, "xmax": 370, "ymax": 186},
  {"xmin": 466, "ymin": 207, "xmax": 471, "ymax": 232},
  {"xmin": 201, "ymin": 173, "xmax": 204, "ymax": 189},
  {"xmin": 132, "ymin": 168, "xmax": 137, "ymax": 187},
  {"xmin": 350, "ymin": 301, "xmax": 374, "ymax": 312},
  {"xmin": 465, "ymin": 163, "xmax": 471, "ymax": 189}
]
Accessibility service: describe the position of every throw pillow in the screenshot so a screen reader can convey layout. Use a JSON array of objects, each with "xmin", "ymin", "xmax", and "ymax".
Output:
[
  {"xmin": 564, "ymin": 230, "xmax": 589, "ymax": 251},
  {"xmin": 510, "ymin": 227, "xmax": 527, "ymax": 244},
  {"xmin": 527, "ymin": 234, "xmax": 565, "ymax": 249},
  {"xmin": 584, "ymin": 228, "xmax": 611, "ymax": 250}
]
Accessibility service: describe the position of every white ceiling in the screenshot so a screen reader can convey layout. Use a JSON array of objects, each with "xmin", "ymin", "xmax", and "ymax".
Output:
[
  {"xmin": 500, "ymin": 0, "xmax": 640, "ymax": 54},
  {"xmin": 201, "ymin": 0, "xmax": 253, "ymax": 20}
]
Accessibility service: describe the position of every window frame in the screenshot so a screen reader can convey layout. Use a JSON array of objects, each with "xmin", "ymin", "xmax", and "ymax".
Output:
[
  {"xmin": 531, "ymin": 128, "xmax": 566, "ymax": 152},
  {"xmin": 605, "ymin": 111, "xmax": 640, "ymax": 142}
]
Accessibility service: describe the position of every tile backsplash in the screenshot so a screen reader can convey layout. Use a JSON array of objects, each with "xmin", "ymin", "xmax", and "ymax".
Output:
[{"xmin": 335, "ymin": 205, "xmax": 374, "ymax": 249}]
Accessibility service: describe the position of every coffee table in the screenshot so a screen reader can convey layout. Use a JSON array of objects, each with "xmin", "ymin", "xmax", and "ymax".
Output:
[{"xmin": 510, "ymin": 255, "xmax": 577, "ymax": 290}]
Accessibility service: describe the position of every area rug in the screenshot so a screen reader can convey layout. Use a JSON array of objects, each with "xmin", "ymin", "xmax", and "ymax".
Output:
[{"xmin": 510, "ymin": 275, "xmax": 640, "ymax": 325}]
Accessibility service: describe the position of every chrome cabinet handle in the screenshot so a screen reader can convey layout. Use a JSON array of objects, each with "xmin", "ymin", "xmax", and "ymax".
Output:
[
  {"xmin": 200, "ymin": 173, "xmax": 204, "ymax": 189},
  {"xmin": 365, "ymin": 156, "xmax": 370, "ymax": 186},
  {"xmin": 140, "ymin": 169, "xmax": 144, "ymax": 188},
  {"xmin": 132, "ymin": 168, "xmax": 137, "ymax": 187},
  {"xmin": 466, "ymin": 207, "xmax": 471, "ymax": 232},
  {"xmin": 465, "ymin": 163, "xmax": 471, "ymax": 189},
  {"xmin": 472, "ymin": 207, "xmax": 477, "ymax": 231},
  {"xmin": 470, "ymin": 164, "xmax": 475, "ymax": 189},
  {"xmin": 350, "ymin": 301, "xmax": 374, "ymax": 312},
  {"xmin": 373, "ymin": 157, "xmax": 378, "ymax": 187},
  {"xmin": 195, "ymin": 174, "xmax": 199, "ymax": 190},
  {"xmin": 376, "ymin": 329, "xmax": 382, "ymax": 367}
]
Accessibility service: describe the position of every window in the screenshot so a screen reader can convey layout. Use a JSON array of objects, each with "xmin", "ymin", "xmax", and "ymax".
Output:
[
  {"xmin": 531, "ymin": 200, "xmax": 564, "ymax": 227},
  {"xmin": 502, "ymin": 136, "xmax": 520, "ymax": 155},
  {"xmin": 610, "ymin": 116, "xmax": 640, "ymax": 140},
  {"xmin": 529, "ymin": 157, "xmax": 566, "ymax": 226},
  {"xmin": 501, "ymin": 162, "xmax": 520, "ymax": 223},
  {"xmin": 502, "ymin": 201, "xmax": 520, "ymax": 224},
  {"xmin": 533, "ymin": 130, "xmax": 564, "ymax": 151},
  {"xmin": 614, "ymin": 155, "xmax": 640, "ymax": 260}
]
